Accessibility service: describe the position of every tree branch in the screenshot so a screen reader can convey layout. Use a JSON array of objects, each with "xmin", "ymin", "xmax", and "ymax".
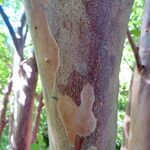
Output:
[
  {"xmin": 0, "ymin": 77, "xmax": 12, "ymax": 137},
  {"xmin": 23, "ymin": 25, "xmax": 28, "ymax": 48},
  {"xmin": 18, "ymin": 12, "xmax": 26, "ymax": 37},
  {"xmin": 0, "ymin": 5, "xmax": 23, "ymax": 59},
  {"xmin": 32, "ymin": 92, "xmax": 44, "ymax": 143},
  {"xmin": 127, "ymin": 29, "xmax": 144, "ymax": 73},
  {"xmin": 18, "ymin": 12, "xmax": 27, "ymax": 49}
]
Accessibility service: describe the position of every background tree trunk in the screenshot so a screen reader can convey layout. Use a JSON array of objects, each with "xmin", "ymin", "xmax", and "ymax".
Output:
[
  {"xmin": 9, "ymin": 54, "xmax": 38, "ymax": 150},
  {"xmin": 0, "ymin": 77, "xmax": 12, "ymax": 137},
  {"xmin": 0, "ymin": 6, "xmax": 38, "ymax": 149},
  {"xmin": 24, "ymin": 0, "xmax": 133, "ymax": 149},
  {"xmin": 125, "ymin": 0, "xmax": 150, "ymax": 149}
]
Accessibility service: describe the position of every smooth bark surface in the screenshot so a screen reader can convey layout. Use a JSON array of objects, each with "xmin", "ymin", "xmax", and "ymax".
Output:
[
  {"xmin": 24, "ymin": 0, "xmax": 133, "ymax": 149},
  {"xmin": 125, "ymin": 0, "xmax": 150, "ymax": 149}
]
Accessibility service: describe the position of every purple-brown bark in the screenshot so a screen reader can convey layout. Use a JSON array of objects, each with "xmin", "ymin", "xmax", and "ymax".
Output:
[
  {"xmin": 24, "ymin": 0, "xmax": 133, "ymax": 149},
  {"xmin": 9, "ymin": 56, "xmax": 38, "ymax": 150},
  {"xmin": 0, "ymin": 6, "xmax": 38, "ymax": 150},
  {"xmin": 0, "ymin": 77, "xmax": 12, "ymax": 137},
  {"xmin": 124, "ymin": 0, "xmax": 150, "ymax": 149}
]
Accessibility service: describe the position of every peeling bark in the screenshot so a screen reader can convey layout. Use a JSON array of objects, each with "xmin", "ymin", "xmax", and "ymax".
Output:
[{"xmin": 24, "ymin": 0, "xmax": 133, "ymax": 149}]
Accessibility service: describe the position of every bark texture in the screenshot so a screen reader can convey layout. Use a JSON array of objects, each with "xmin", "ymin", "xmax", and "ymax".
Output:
[
  {"xmin": 24, "ymin": 0, "xmax": 133, "ymax": 149},
  {"xmin": 124, "ymin": 0, "xmax": 150, "ymax": 149},
  {"xmin": 9, "ymin": 56, "xmax": 38, "ymax": 150}
]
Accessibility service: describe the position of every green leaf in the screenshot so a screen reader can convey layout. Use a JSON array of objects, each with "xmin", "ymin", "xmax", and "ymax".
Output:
[
  {"xmin": 0, "ymin": 0, "xmax": 4, "ymax": 4},
  {"xmin": 30, "ymin": 143, "xmax": 39, "ymax": 150},
  {"xmin": 130, "ymin": 29, "xmax": 140, "ymax": 37}
]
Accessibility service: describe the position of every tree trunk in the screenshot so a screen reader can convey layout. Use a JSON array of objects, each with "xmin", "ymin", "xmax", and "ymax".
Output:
[
  {"xmin": 24, "ymin": 0, "xmax": 133, "ymax": 149},
  {"xmin": 0, "ymin": 5, "xmax": 38, "ymax": 150},
  {"xmin": 9, "ymin": 54, "xmax": 38, "ymax": 150},
  {"xmin": 32, "ymin": 92, "xmax": 44, "ymax": 143},
  {"xmin": 0, "ymin": 77, "xmax": 12, "ymax": 137},
  {"xmin": 124, "ymin": 0, "xmax": 150, "ymax": 149}
]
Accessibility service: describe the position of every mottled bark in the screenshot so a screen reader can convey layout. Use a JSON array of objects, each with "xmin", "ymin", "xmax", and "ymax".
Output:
[
  {"xmin": 0, "ymin": 77, "xmax": 12, "ymax": 137},
  {"xmin": 24, "ymin": 0, "xmax": 133, "ymax": 149},
  {"xmin": 125, "ymin": 0, "xmax": 150, "ymax": 149},
  {"xmin": 9, "ymin": 56, "xmax": 38, "ymax": 150}
]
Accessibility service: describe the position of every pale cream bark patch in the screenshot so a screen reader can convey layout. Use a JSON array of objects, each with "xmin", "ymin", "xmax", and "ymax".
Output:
[
  {"xmin": 30, "ymin": 0, "xmax": 60, "ymax": 93},
  {"xmin": 88, "ymin": 146, "xmax": 98, "ymax": 150},
  {"xmin": 57, "ymin": 83, "xmax": 97, "ymax": 144}
]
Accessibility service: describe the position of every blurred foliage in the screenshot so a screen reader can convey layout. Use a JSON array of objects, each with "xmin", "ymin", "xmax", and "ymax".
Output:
[
  {"xmin": 30, "ymin": 107, "xmax": 49, "ymax": 150},
  {"xmin": 0, "ymin": 0, "xmax": 145, "ymax": 150},
  {"xmin": 0, "ymin": 124, "xmax": 9, "ymax": 150},
  {"xmin": 31, "ymin": 89, "xmax": 49, "ymax": 150},
  {"xmin": 0, "ymin": 0, "xmax": 4, "ymax": 4},
  {"xmin": 0, "ymin": 32, "xmax": 11, "ymax": 93}
]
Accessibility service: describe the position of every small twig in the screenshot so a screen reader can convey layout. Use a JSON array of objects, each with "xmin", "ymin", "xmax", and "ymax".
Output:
[
  {"xmin": 24, "ymin": 43, "xmax": 32, "ymax": 48},
  {"xmin": 32, "ymin": 92, "xmax": 44, "ymax": 143},
  {"xmin": 127, "ymin": 29, "xmax": 144, "ymax": 73},
  {"xmin": 122, "ymin": 56, "xmax": 133, "ymax": 71}
]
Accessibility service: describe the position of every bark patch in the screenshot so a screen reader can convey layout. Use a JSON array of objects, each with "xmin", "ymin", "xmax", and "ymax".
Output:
[{"xmin": 57, "ymin": 83, "xmax": 97, "ymax": 145}]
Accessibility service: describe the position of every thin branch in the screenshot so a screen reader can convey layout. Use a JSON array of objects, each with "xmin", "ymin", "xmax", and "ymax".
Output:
[
  {"xmin": 18, "ymin": 12, "xmax": 26, "ymax": 38},
  {"xmin": 32, "ymin": 92, "xmax": 44, "ymax": 143},
  {"xmin": 0, "ymin": 77, "xmax": 12, "ymax": 137},
  {"xmin": 127, "ymin": 29, "xmax": 144, "ymax": 73},
  {"xmin": 18, "ymin": 12, "xmax": 26, "ymax": 49},
  {"xmin": 23, "ymin": 25, "xmax": 28, "ymax": 48},
  {"xmin": 0, "ymin": 5, "xmax": 23, "ymax": 59}
]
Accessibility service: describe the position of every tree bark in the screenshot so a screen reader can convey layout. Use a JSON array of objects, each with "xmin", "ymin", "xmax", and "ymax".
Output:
[
  {"xmin": 9, "ymin": 55, "xmax": 38, "ymax": 150},
  {"xmin": 0, "ymin": 5, "xmax": 38, "ymax": 150},
  {"xmin": 24, "ymin": 0, "xmax": 133, "ymax": 149},
  {"xmin": 0, "ymin": 77, "xmax": 12, "ymax": 137},
  {"xmin": 32, "ymin": 92, "xmax": 44, "ymax": 143},
  {"xmin": 125, "ymin": 0, "xmax": 150, "ymax": 149}
]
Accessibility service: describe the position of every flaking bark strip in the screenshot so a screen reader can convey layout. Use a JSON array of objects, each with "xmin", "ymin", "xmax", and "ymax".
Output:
[
  {"xmin": 57, "ymin": 83, "xmax": 97, "ymax": 145},
  {"xmin": 26, "ymin": 0, "xmax": 74, "ymax": 149},
  {"xmin": 30, "ymin": 0, "xmax": 60, "ymax": 92}
]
